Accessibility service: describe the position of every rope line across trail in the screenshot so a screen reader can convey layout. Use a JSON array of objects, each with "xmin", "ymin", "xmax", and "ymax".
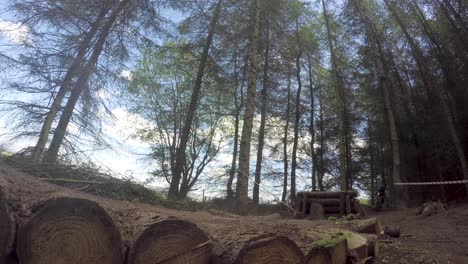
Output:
[{"xmin": 394, "ymin": 180, "xmax": 468, "ymax": 186}]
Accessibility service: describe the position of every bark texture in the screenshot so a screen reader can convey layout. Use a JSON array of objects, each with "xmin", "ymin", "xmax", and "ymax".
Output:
[
  {"xmin": 253, "ymin": 15, "xmax": 270, "ymax": 205},
  {"xmin": 322, "ymin": 0, "xmax": 350, "ymax": 191},
  {"xmin": 0, "ymin": 188, "xmax": 15, "ymax": 258},
  {"xmin": 236, "ymin": 0, "xmax": 261, "ymax": 213}
]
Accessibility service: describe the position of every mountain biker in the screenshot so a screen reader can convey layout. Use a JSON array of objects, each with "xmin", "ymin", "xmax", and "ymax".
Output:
[{"xmin": 377, "ymin": 185, "xmax": 386, "ymax": 208}]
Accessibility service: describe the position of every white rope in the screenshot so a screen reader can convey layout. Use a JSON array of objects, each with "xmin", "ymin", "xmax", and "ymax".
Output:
[{"xmin": 394, "ymin": 180, "xmax": 468, "ymax": 186}]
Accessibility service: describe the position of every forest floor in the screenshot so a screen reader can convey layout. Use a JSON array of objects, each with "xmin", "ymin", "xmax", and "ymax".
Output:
[
  {"xmin": 369, "ymin": 205, "xmax": 468, "ymax": 264},
  {"xmin": 1, "ymin": 160, "xmax": 468, "ymax": 263}
]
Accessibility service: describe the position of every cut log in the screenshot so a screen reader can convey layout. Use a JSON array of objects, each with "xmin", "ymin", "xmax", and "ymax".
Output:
[
  {"xmin": 127, "ymin": 218, "xmax": 212, "ymax": 264},
  {"xmin": 307, "ymin": 199, "xmax": 341, "ymax": 206},
  {"xmin": 323, "ymin": 205, "xmax": 341, "ymax": 214},
  {"xmin": 343, "ymin": 218, "xmax": 384, "ymax": 235},
  {"xmin": 361, "ymin": 234, "xmax": 379, "ymax": 257},
  {"xmin": 307, "ymin": 229, "xmax": 367, "ymax": 262},
  {"xmin": 308, "ymin": 203, "xmax": 325, "ymax": 220},
  {"xmin": 16, "ymin": 197, "xmax": 123, "ymax": 264},
  {"xmin": 345, "ymin": 232, "xmax": 368, "ymax": 261},
  {"xmin": 298, "ymin": 191, "xmax": 358, "ymax": 199},
  {"xmin": 235, "ymin": 235, "xmax": 305, "ymax": 264},
  {"xmin": 384, "ymin": 226, "xmax": 400, "ymax": 238},
  {"xmin": 307, "ymin": 234, "xmax": 348, "ymax": 264},
  {"xmin": 0, "ymin": 188, "xmax": 15, "ymax": 258}
]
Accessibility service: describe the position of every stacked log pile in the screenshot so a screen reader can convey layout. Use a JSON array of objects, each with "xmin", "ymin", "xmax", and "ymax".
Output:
[
  {"xmin": 297, "ymin": 191, "xmax": 360, "ymax": 218},
  {"xmin": 0, "ymin": 165, "xmax": 384, "ymax": 264}
]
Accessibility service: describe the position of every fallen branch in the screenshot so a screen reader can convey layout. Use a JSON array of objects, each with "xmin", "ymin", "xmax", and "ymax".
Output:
[{"xmin": 39, "ymin": 178, "xmax": 104, "ymax": 185}]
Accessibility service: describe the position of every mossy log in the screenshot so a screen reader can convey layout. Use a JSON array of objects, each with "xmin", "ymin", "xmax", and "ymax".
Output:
[
  {"xmin": 16, "ymin": 197, "xmax": 123, "ymax": 264},
  {"xmin": 346, "ymin": 232, "xmax": 368, "ymax": 261},
  {"xmin": 127, "ymin": 218, "xmax": 212, "ymax": 264},
  {"xmin": 306, "ymin": 235, "xmax": 348, "ymax": 264}
]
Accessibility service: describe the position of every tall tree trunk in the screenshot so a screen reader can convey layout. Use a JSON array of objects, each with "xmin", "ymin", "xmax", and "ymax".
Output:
[
  {"xmin": 43, "ymin": 0, "xmax": 130, "ymax": 164},
  {"xmin": 282, "ymin": 70, "xmax": 292, "ymax": 203},
  {"xmin": 31, "ymin": 4, "xmax": 112, "ymax": 163},
  {"xmin": 350, "ymin": 0, "xmax": 406, "ymax": 206},
  {"xmin": 322, "ymin": 0, "xmax": 349, "ymax": 191},
  {"xmin": 290, "ymin": 51, "xmax": 302, "ymax": 207},
  {"xmin": 367, "ymin": 114, "xmax": 376, "ymax": 206},
  {"xmin": 227, "ymin": 52, "xmax": 246, "ymax": 200},
  {"xmin": 236, "ymin": 0, "xmax": 261, "ymax": 213},
  {"xmin": 380, "ymin": 141, "xmax": 387, "ymax": 190},
  {"xmin": 253, "ymin": 16, "xmax": 270, "ymax": 205},
  {"xmin": 318, "ymin": 82, "xmax": 325, "ymax": 191},
  {"xmin": 307, "ymin": 56, "xmax": 317, "ymax": 191},
  {"xmin": 168, "ymin": 0, "xmax": 223, "ymax": 200},
  {"xmin": 385, "ymin": 0, "xmax": 468, "ymax": 196}
]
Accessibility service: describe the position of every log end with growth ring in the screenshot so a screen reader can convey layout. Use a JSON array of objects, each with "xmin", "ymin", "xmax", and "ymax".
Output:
[
  {"xmin": 16, "ymin": 197, "xmax": 123, "ymax": 264},
  {"xmin": 127, "ymin": 218, "xmax": 212, "ymax": 264},
  {"xmin": 236, "ymin": 235, "xmax": 305, "ymax": 264},
  {"xmin": 0, "ymin": 188, "xmax": 15, "ymax": 258}
]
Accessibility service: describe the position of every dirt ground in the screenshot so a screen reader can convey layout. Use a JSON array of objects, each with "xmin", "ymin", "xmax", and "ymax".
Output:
[
  {"xmin": 368, "ymin": 205, "xmax": 468, "ymax": 264},
  {"xmin": 1, "ymin": 162, "xmax": 468, "ymax": 263}
]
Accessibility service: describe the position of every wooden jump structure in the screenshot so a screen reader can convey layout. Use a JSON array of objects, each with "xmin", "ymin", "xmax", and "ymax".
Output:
[{"xmin": 297, "ymin": 191, "xmax": 358, "ymax": 218}]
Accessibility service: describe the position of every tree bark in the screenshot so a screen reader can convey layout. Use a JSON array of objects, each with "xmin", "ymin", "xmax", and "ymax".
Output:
[
  {"xmin": 236, "ymin": 0, "xmax": 261, "ymax": 214},
  {"xmin": 307, "ymin": 56, "xmax": 317, "ymax": 191},
  {"xmin": 282, "ymin": 70, "xmax": 292, "ymax": 202},
  {"xmin": 227, "ymin": 52, "xmax": 246, "ymax": 200},
  {"xmin": 290, "ymin": 51, "xmax": 302, "ymax": 207},
  {"xmin": 0, "ymin": 188, "xmax": 15, "ymax": 259},
  {"xmin": 43, "ymin": 0, "xmax": 131, "ymax": 164},
  {"xmin": 318, "ymin": 82, "xmax": 325, "ymax": 191},
  {"xmin": 31, "ymin": 3, "xmax": 112, "ymax": 163},
  {"xmin": 168, "ymin": 0, "xmax": 223, "ymax": 200},
  {"xmin": 367, "ymin": 115, "xmax": 375, "ymax": 206},
  {"xmin": 322, "ymin": 0, "xmax": 350, "ymax": 191},
  {"xmin": 16, "ymin": 197, "xmax": 123, "ymax": 264},
  {"xmin": 127, "ymin": 218, "xmax": 212, "ymax": 264},
  {"xmin": 253, "ymin": 15, "xmax": 270, "ymax": 205}
]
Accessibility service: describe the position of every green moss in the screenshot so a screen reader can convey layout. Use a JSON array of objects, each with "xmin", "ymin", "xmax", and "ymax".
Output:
[
  {"xmin": 311, "ymin": 233, "xmax": 350, "ymax": 248},
  {"xmin": 328, "ymin": 215, "xmax": 353, "ymax": 225}
]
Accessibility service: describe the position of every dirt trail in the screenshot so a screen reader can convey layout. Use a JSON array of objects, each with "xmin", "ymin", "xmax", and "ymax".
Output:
[{"xmin": 369, "ymin": 206, "xmax": 468, "ymax": 264}]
